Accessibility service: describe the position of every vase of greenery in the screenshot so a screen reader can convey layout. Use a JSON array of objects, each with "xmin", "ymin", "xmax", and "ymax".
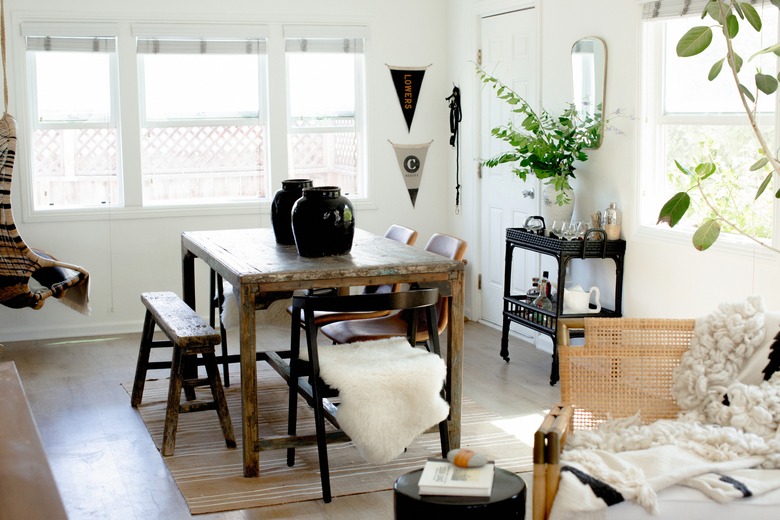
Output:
[{"xmin": 476, "ymin": 66, "xmax": 603, "ymax": 224}]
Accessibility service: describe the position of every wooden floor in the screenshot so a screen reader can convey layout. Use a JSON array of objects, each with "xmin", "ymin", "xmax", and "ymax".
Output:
[{"xmin": 0, "ymin": 320, "xmax": 560, "ymax": 519}]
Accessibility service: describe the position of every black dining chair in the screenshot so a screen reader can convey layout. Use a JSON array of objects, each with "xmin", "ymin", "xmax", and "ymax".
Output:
[
  {"xmin": 281, "ymin": 288, "xmax": 450, "ymax": 503},
  {"xmin": 285, "ymin": 224, "xmax": 418, "ymax": 329}
]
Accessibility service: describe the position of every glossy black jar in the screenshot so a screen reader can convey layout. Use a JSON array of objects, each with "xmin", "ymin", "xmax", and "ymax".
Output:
[
  {"xmin": 291, "ymin": 186, "xmax": 355, "ymax": 257},
  {"xmin": 271, "ymin": 178, "xmax": 313, "ymax": 245}
]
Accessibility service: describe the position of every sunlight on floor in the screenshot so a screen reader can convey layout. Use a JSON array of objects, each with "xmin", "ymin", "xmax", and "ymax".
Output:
[{"xmin": 491, "ymin": 411, "xmax": 549, "ymax": 446}]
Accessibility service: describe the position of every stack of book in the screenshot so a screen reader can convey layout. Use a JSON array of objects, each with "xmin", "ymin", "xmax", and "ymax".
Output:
[{"xmin": 417, "ymin": 459, "xmax": 495, "ymax": 497}]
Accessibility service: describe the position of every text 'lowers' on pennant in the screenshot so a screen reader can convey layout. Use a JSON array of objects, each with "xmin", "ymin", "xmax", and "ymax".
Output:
[
  {"xmin": 390, "ymin": 140, "xmax": 432, "ymax": 207},
  {"xmin": 388, "ymin": 65, "xmax": 430, "ymax": 132}
]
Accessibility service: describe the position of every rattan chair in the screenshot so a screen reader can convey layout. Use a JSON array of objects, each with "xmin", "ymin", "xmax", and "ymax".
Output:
[
  {"xmin": 0, "ymin": 113, "xmax": 89, "ymax": 313},
  {"xmin": 533, "ymin": 317, "xmax": 696, "ymax": 520}
]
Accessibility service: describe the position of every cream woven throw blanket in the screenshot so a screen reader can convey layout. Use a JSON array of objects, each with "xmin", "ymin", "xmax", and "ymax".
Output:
[{"xmin": 550, "ymin": 296, "xmax": 780, "ymax": 519}]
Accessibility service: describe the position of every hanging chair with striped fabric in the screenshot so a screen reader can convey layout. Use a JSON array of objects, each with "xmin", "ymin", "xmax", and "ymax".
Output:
[
  {"xmin": 0, "ymin": 113, "xmax": 90, "ymax": 313},
  {"xmin": 0, "ymin": 0, "xmax": 89, "ymax": 313}
]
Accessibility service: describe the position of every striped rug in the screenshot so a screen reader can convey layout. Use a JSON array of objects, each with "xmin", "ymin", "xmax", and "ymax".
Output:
[{"xmin": 129, "ymin": 364, "xmax": 533, "ymax": 514}]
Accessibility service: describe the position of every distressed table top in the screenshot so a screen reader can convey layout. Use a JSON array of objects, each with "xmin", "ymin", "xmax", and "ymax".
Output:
[{"xmin": 182, "ymin": 228, "xmax": 464, "ymax": 291}]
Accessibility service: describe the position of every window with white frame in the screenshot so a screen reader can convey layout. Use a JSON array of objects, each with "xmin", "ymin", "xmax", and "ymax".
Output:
[
  {"xmin": 137, "ymin": 35, "xmax": 268, "ymax": 204},
  {"xmin": 285, "ymin": 32, "xmax": 366, "ymax": 196},
  {"xmin": 25, "ymin": 34, "xmax": 120, "ymax": 209},
  {"xmin": 639, "ymin": 0, "xmax": 778, "ymax": 243},
  {"xmin": 19, "ymin": 22, "xmax": 369, "ymax": 213}
]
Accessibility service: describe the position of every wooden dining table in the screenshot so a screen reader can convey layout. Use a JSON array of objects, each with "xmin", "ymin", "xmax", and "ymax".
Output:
[{"xmin": 181, "ymin": 228, "xmax": 466, "ymax": 478}]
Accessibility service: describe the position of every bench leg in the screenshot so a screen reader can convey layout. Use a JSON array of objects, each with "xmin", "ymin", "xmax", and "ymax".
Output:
[
  {"xmin": 203, "ymin": 351, "xmax": 236, "ymax": 449},
  {"xmin": 131, "ymin": 310, "xmax": 156, "ymax": 407},
  {"xmin": 162, "ymin": 346, "xmax": 185, "ymax": 457}
]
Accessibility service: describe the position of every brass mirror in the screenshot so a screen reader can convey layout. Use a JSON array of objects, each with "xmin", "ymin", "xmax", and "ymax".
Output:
[{"xmin": 571, "ymin": 36, "xmax": 606, "ymax": 148}]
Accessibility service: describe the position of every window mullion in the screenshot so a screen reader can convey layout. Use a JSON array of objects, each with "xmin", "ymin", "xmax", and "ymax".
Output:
[{"xmin": 117, "ymin": 25, "xmax": 143, "ymax": 208}]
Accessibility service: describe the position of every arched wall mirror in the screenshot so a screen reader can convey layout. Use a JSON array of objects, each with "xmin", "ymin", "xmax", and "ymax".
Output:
[{"xmin": 571, "ymin": 36, "xmax": 607, "ymax": 148}]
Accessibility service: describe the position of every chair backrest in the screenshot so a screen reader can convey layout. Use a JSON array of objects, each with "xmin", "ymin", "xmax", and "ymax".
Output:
[
  {"xmin": 363, "ymin": 225, "xmax": 418, "ymax": 295},
  {"xmin": 384, "ymin": 224, "xmax": 418, "ymax": 246},
  {"xmin": 559, "ymin": 317, "xmax": 695, "ymax": 431},
  {"xmin": 291, "ymin": 288, "xmax": 443, "ymax": 361},
  {"xmin": 423, "ymin": 233, "xmax": 468, "ymax": 334}
]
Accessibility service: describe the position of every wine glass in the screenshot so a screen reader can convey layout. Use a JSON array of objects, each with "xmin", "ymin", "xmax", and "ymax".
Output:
[{"xmin": 551, "ymin": 220, "xmax": 566, "ymax": 238}]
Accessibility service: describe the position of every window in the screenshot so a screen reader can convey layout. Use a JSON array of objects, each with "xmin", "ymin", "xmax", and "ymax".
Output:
[
  {"xmin": 19, "ymin": 21, "xmax": 369, "ymax": 213},
  {"xmin": 25, "ymin": 34, "xmax": 120, "ymax": 209},
  {"xmin": 285, "ymin": 33, "xmax": 366, "ymax": 196},
  {"xmin": 137, "ymin": 36, "xmax": 268, "ymax": 204},
  {"xmin": 639, "ymin": 1, "xmax": 778, "ymax": 243}
]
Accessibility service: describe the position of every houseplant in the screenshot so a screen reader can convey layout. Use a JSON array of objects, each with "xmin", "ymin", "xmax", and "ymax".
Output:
[
  {"xmin": 657, "ymin": 0, "xmax": 780, "ymax": 253},
  {"xmin": 476, "ymin": 66, "xmax": 603, "ymax": 219}
]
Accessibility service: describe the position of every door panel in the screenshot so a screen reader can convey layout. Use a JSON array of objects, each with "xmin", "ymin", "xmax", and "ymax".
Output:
[{"xmin": 480, "ymin": 8, "xmax": 539, "ymax": 338}]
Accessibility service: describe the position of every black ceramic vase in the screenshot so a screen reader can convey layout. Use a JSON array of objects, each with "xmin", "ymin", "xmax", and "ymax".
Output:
[
  {"xmin": 271, "ymin": 178, "xmax": 313, "ymax": 245},
  {"xmin": 291, "ymin": 186, "xmax": 355, "ymax": 257}
]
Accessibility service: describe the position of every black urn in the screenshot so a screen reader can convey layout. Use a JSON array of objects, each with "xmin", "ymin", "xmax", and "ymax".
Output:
[
  {"xmin": 291, "ymin": 186, "xmax": 355, "ymax": 257},
  {"xmin": 271, "ymin": 178, "xmax": 313, "ymax": 245}
]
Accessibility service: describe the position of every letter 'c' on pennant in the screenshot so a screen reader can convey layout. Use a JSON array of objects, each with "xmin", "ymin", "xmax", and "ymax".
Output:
[
  {"xmin": 387, "ymin": 64, "xmax": 430, "ymax": 132},
  {"xmin": 390, "ymin": 140, "xmax": 432, "ymax": 207}
]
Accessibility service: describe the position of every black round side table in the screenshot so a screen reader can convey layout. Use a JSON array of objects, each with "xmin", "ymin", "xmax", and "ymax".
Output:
[{"xmin": 393, "ymin": 467, "xmax": 526, "ymax": 518}]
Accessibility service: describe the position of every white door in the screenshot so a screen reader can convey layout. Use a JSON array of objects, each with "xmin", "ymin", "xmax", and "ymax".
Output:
[{"xmin": 479, "ymin": 7, "xmax": 539, "ymax": 338}]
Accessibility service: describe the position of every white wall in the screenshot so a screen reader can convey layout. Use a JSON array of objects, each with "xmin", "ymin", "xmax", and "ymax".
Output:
[{"xmin": 0, "ymin": 0, "xmax": 454, "ymax": 340}]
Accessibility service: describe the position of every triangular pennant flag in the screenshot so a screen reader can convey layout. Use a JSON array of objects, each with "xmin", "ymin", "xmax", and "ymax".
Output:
[
  {"xmin": 390, "ymin": 140, "xmax": 432, "ymax": 207},
  {"xmin": 387, "ymin": 65, "xmax": 430, "ymax": 132}
]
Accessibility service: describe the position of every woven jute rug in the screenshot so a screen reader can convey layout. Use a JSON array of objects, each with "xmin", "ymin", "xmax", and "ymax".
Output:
[{"xmin": 127, "ymin": 364, "xmax": 533, "ymax": 515}]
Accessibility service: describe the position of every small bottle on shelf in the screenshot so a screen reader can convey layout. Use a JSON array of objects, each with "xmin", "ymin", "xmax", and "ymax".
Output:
[
  {"xmin": 527, "ymin": 277, "xmax": 540, "ymax": 300},
  {"xmin": 604, "ymin": 202, "xmax": 621, "ymax": 240},
  {"xmin": 532, "ymin": 271, "xmax": 554, "ymax": 326}
]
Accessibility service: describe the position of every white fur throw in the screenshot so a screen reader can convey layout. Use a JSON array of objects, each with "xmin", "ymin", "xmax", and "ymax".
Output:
[{"xmin": 313, "ymin": 337, "xmax": 450, "ymax": 464}]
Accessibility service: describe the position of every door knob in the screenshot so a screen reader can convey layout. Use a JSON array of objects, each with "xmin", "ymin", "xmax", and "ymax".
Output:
[{"xmin": 522, "ymin": 189, "xmax": 535, "ymax": 199}]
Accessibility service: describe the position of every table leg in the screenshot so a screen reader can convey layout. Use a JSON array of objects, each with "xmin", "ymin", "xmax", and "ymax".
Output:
[
  {"xmin": 446, "ymin": 269, "xmax": 465, "ymax": 450},
  {"xmin": 181, "ymin": 250, "xmax": 197, "ymax": 400},
  {"xmin": 239, "ymin": 283, "xmax": 260, "ymax": 477}
]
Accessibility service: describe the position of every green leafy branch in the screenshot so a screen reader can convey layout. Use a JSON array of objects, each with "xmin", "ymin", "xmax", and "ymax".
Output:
[
  {"xmin": 657, "ymin": 0, "xmax": 780, "ymax": 252},
  {"xmin": 476, "ymin": 65, "xmax": 603, "ymax": 206}
]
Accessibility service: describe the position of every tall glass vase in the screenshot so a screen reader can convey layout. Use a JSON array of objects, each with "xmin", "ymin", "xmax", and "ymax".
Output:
[{"xmin": 541, "ymin": 184, "xmax": 575, "ymax": 225}]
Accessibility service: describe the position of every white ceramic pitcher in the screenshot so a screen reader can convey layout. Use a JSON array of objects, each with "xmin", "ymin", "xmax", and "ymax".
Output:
[{"xmin": 563, "ymin": 285, "xmax": 601, "ymax": 314}]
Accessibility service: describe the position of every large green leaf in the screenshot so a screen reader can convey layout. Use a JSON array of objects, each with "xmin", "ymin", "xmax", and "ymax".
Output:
[
  {"xmin": 750, "ymin": 42, "xmax": 780, "ymax": 60},
  {"xmin": 708, "ymin": 58, "xmax": 725, "ymax": 80},
  {"xmin": 677, "ymin": 27, "xmax": 713, "ymax": 57},
  {"xmin": 695, "ymin": 161, "xmax": 717, "ymax": 180},
  {"xmin": 726, "ymin": 14, "xmax": 739, "ymax": 38},
  {"xmin": 657, "ymin": 192, "xmax": 691, "ymax": 227},
  {"xmin": 756, "ymin": 73, "xmax": 778, "ymax": 94},
  {"xmin": 756, "ymin": 171, "xmax": 773, "ymax": 199},
  {"xmin": 692, "ymin": 219, "xmax": 721, "ymax": 251},
  {"xmin": 706, "ymin": 1, "xmax": 726, "ymax": 23},
  {"xmin": 739, "ymin": 83, "xmax": 756, "ymax": 102},
  {"xmin": 741, "ymin": 2, "xmax": 762, "ymax": 31},
  {"xmin": 730, "ymin": 52, "xmax": 743, "ymax": 72},
  {"xmin": 750, "ymin": 157, "xmax": 769, "ymax": 171},
  {"xmin": 674, "ymin": 160, "xmax": 694, "ymax": 176}
]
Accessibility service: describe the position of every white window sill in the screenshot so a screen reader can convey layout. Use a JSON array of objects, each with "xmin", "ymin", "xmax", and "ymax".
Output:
[{"xmin": 632, "ymin": 224, "xmax": 778, "ymax": 261}]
